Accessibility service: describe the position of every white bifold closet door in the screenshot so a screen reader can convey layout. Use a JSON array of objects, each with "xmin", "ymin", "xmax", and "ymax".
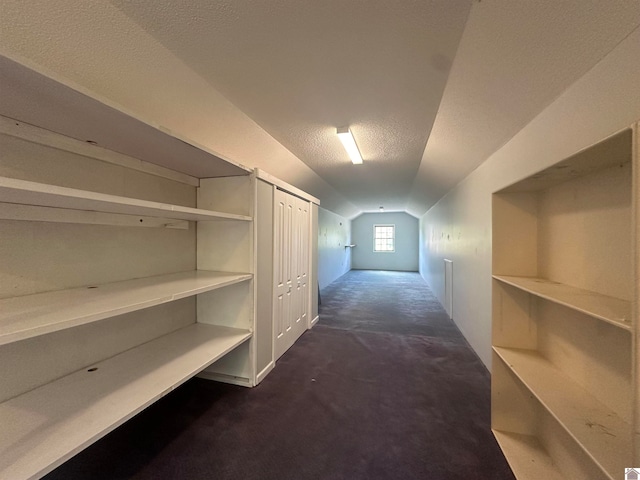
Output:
[{"xmin": 274, "ymin": 188, "xmax": 309, "ymax": 360}]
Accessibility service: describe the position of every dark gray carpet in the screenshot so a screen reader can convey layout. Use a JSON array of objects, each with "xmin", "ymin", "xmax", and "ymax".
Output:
[
  {"xmin": 45, "ymin": 270, "xmax": 514, "ymax": 480},
  {"xmin": 320, "ymin": 269, "xmax": 462, "ymax": 339}
]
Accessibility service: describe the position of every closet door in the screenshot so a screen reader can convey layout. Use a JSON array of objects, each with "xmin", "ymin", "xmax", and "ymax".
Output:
[
  {"xmin": 274, "ymin": 188, "xmax": 292, "ymax": 360},
  {"xmin": 274, "ymin": 189, "xmax": 310, "ymax": 360},
  {"xmin": 294, "ymin": 197, "xmax": 309, "ymax": 334}
]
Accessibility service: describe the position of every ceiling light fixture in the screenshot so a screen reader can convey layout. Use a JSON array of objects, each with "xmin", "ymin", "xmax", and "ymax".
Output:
[{"xmin": 336, "ymin": 126, "xmax": 363, "ymax": 165}]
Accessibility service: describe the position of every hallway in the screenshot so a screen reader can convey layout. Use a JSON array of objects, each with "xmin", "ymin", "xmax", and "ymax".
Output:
[
  {"xmin": 45, "ymin": 270, "xmax": 514, "ymax": 480},
  {"xmin": 317, "ymin": 270, "xmax": 514, "ymax": 478}
]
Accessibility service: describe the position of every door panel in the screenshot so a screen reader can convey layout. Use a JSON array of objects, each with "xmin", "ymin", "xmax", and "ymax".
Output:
[
  {"xmin": 296, "ymin": 197, "xmax": 309, "ymax": 332},
  {"xmin": 285, "ymin": 194, "xmax": 294, "ymax": 338},
  {"xmin": 273, "ymin": 190, "xmax": 287, "ymax": 349},
  {"xmin": 274, "ymin": 189, "xmax": 311, "ymax": 360}
]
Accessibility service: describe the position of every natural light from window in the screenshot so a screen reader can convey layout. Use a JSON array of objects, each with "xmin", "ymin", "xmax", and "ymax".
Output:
[{"xmin": 374, "ymin": 224, "xmax": 395, "ymax": 252}]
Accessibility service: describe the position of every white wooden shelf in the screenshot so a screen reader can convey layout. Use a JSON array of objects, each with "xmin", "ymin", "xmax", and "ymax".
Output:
[
  {"xmin": 0, "ymin": 270, "xmax": 252, "ymax": 345},
  {"xmin": 0, "ymin": 176, "xmax": 252, "ymax": 223},
  {"xmin": 0, "ymin": 322, "xmax": 251, "ymax": 480},
  {"xmin": 492, "ymin": 275, "xmax": 631, "ymax": 331},
  {"xmin": 0, "ymin": 55, "xmax": 252, "ymax": 179},
  {"xmin": 493, "ymin": 346, "xmax": 631, "ymax": 479},
  {"xmin": 492, "ymin": 430, "xmax": 564, "ymax": 480}
]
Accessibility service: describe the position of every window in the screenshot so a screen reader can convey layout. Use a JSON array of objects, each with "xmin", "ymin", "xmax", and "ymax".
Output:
[{"xmin": 373, "ymin": 224, "xmax": 395, "ymax": 252}]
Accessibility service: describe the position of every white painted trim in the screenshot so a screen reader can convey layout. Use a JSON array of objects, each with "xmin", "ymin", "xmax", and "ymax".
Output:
[
  {"xmin": 310, "ymin": 315, "xmax": 320, "ymax": 328},
  {"xmin": 0, "ymin": 115, "xmax": 200, "ymax": 187},
  {"xmin": 249, "ymin": 172, "xmax": 259, "ymax": 385},
  {"xmin": 255, "ymin": 361, "xmax": 275, "ymax": 385},
  {"xmin": 254, "ymin": 168, "xmax": 320, "ymax": 205}
]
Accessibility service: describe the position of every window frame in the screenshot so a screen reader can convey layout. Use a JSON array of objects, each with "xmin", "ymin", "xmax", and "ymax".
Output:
[{"xmin": 373, "ymin": 224, "xmax": 395, "ymax": 253}]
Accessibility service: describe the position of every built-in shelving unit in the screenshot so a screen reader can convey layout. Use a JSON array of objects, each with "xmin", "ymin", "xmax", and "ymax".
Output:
[
  {"xmin": 0, "ymin": 50, "xmax": 320, "ymax": 480},
  {"xmin": 491, "ymin": 126, "xmax": 638, "ymax": 480},
  {"xmin": 0, "ymin": 323, "xmax": 251, "ymax": 480},
  {"xmin": 0, "ymin": 54, "xmax": 258, "ymax": 479}
]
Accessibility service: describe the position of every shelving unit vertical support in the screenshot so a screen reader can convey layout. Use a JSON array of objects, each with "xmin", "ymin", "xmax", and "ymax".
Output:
[{"xmin": 196, "ymin": 173, "xmax": 258, "ymax": 386}]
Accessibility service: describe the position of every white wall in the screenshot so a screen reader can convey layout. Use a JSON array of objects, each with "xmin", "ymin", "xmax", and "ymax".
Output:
[
  {"xmin": 318, "ymin": 207, "xmax": 351, "ymax": 290},
  {"xmin": 352, "ymin": 212, "xmax": 419, "ymax": 271},
  {"xmin": 419, "ymin": 28, "xmax": 640, "ymax": 368}
]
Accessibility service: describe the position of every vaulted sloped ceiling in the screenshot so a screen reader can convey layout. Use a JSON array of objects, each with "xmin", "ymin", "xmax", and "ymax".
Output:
[
  {"xmin": 2, "ymin": 1, "xmax": 639, "ymax": 219},
  {"xmin": 108, "ymin": 0, "xmax": 472, "ymax": 214},
  {"xmin": 107, "ymin": 0, "xmax": 640, "ymax": 218},
  {"xmin": 405, "ymin": 0, "xmax": 640, "ymax": 217}
]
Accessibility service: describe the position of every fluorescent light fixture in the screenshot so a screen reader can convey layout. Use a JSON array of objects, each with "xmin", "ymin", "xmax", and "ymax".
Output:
[{"xmin": 337, "ymin": 126, "xmax": 363, "ymax": 164}]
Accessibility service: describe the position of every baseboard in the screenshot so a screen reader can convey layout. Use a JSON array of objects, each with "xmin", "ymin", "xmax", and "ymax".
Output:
[
  {"xmin": 197, "ymin": 371, "xmax": 252, "ymax": 387},
  {"xmin": 256, "ymin": 361, "xmax": 275, "ymax": 385},
  {"xmin": 309, "ymin": 315, "xmax": 319, "ymax": 328}
]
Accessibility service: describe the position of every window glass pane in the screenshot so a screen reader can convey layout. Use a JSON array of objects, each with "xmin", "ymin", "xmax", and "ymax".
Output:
[{"xmin": 374, "ymin": 225, "xmax": 395, "ymax": 251}]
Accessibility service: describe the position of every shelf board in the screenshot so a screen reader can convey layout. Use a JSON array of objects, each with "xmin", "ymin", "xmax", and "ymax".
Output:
[
  {"xmin": 498, "ymin": 128, "xmax": 632, "ymax": 193},
  {"xmin": 0, "ymin": 176, "xmax": 252, "ymax": 223},
  {"xmin": 492, "ymin": 430, "xmax": 564, "ymax": 480},
  {"xmin": 492, "ymin": 275, "xmax": 631, "ymax": 331},
  {"xmin": 0, "ymin": 270, "xmax": 252, "ymax": 345},
  {"xmin": 493, "ymin": 346, "xmax": 631, "ymax": 479},
  {"xmin": 0, "ymin": 323, "xmax": 251, "ymax": 480},
  {"xmin": 0, "ymin": 54, "xmax": 252, "ymax": 179}
]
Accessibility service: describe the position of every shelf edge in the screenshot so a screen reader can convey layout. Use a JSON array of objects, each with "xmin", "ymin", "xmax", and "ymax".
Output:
[
  {"xmin": 0, "ymin": 271, "xmax": 253, "ymax": 346},
  {"xmin": 492, "ymin": 275, "xmax": 632, "ymax": 331},
  {"xmin": 0, "ymin": 323, "xmax": 252, "ymax": 480},
  {"xmin": 0, "ymin": 176, "xmax": 253, "ymax": 223}
]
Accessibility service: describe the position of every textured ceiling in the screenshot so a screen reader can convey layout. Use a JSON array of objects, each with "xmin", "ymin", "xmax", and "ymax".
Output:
[
  {"xmin": 108, "ymin": 0, "xmax": 640, "ymax": 216},
  {"xmin": 108, "ymin": 0, "xmax": 472, "ymax": 213},
  {"xmin": 2, "ymin": 1, "xmax": 639, "ymax": 218}
]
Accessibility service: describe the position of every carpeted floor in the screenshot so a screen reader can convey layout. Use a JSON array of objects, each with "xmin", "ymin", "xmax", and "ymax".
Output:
[{"xmin": 45, "ymin": 270, "xmax": 514, "ymax": 480}]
